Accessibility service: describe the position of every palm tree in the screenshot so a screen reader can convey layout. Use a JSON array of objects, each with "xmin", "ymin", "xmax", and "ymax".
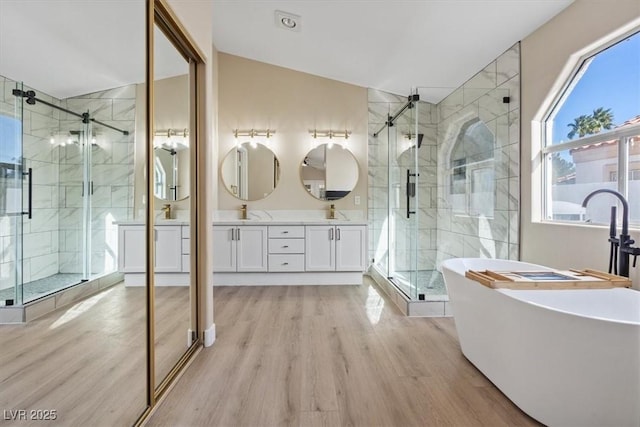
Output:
[
  {"xmin": 591, "ymin": 107, "xmax": 614, "ymax": 133},
  {"xmin": 567, "ymin": 115, "xmax": 593, "ymax": 139},
  {"xmin": 566, "ymin": 107, "xmax": 615, "ymax": 139}
]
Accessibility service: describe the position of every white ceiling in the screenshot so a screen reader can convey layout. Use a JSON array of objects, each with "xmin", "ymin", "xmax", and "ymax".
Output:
[
  {"xmin": 0, "ymin": 1, "xmax": 574, "ymax": 103},
  {"xmin": 211, "ymin": 0, "xmax": 574, "ymax": 103},
  {"xmin": 0, "ymin": 0, "xmax": 187, "ymax": 100}
]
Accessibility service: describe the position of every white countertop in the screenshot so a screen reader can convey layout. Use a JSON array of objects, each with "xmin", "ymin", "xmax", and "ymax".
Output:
[
  {"xmin": 213, "ymin": 219, "xmax": 365, "ymax": 226},
  {"xmin": 114, "ymin": 220, "xmax": 190, "ymax": 226}
]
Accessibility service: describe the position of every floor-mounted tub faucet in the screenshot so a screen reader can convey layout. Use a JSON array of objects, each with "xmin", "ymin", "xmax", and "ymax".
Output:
[{"xmin": 582, "ymin": 189, "xmax": 639, "ymax": 277}]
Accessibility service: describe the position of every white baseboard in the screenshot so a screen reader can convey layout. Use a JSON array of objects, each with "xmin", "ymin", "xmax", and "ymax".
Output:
[
  {"xmin": 204, "ymin": 323, "xmax": 216, "ymax": 347},
  {"xmin": 212, "ymin": 272, "xmax": 364, "ymax": 286},
  {"xmin": 124, "ymin": 273, "xmax": 190, "ymax": 286}
]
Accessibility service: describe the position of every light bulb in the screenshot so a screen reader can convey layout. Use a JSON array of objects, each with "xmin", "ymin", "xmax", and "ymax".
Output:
[{"xmin": 50, "ymin": 137, "xmax": 55, "ymax": 145}]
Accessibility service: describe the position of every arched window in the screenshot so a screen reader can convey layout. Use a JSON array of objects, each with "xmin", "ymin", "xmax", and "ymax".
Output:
[
  {"xmin": 542, "ymin": 30, "xmax": 640, "ymax": 225},
  {"xmin": 449, "ymin": 118, "xmax": 495, "ymax": 217}
]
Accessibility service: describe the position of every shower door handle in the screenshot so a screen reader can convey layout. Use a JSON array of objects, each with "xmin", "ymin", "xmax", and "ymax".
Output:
[
  {"xmin": 22, "ymin": 167, "xmax": 32, "ymax": 219},
  {"xmin": 406, "ymin": 169, "xmax": 417, "ymax": 219}
]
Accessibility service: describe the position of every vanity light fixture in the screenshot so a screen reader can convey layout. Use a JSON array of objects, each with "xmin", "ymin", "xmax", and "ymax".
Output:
[
  {"xmin": 233, "ymin": 129, "xmax": 276, "ymax": 149},
  {"xmin": 309, "ymin": 129, "xmax": 351, "ymax": 140},
  {"xmin": 233, "ymin": 129, "xmax": 276, "ymax": 139},
  {"xmin": 154, "ymin": 128, "xmax": 189, "ymax": 149},
  {"xmin": 309, "ymin": 129, "xmax": 351, "ymax": 148}
]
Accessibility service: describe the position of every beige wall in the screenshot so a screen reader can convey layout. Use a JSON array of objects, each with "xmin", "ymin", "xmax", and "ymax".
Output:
[
  {"xmin": 134, "ymin": 75, "xmax": 191, "ymax": 213},
  {"xmin": 521, "ymin": 0, "xmax": 640, "ymax": 287},
  {"xmin": 165, "ymin": 0, "xmax": 217, "ymax": 340},
  {"xmin": 218, "ymin": 53, "xmax": 368, "ymax": 213}
]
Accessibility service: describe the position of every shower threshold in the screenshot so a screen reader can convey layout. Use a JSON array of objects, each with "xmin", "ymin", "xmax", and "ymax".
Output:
[
  {"xmin": 0, "ymin": 272, "xmax": 123, "ymax": 324},
  {"xmin": 368, "ymin": 266, "xmax": 452, "ymax": 317}
]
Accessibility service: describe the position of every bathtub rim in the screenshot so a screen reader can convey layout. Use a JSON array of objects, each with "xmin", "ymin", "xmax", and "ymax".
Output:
[
  {"xmin": 441, "ymin": 258, "xmax": 640, "ymax": 326},
  {"xmin": 498, "ymin": 287, "xmax": 640, "ymax": 326}
]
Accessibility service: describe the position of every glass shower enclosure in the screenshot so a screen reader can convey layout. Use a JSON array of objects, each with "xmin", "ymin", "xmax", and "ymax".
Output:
[
  {"xmin": 372, "ymin": 94, "xmax": 445, "ymax": 300},
  {"xmin": 0, "ymin": 79, "xmax": 129, "ymax": 305}
]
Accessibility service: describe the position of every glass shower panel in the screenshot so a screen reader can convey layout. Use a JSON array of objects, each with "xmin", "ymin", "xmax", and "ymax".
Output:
[
  {"xmin": 51, "ymin": 115, "xmax": 87, "ymax": 299},
  {"xmin": 373, "ymin": 118, "xmax": 390, "ymax": 276},
  {"xmin": 388, "ymin": 101, "xmax": 420, "ymax": 299},
  {"xmin": 0, "ymin": 79, "xmax": 24, "ymax": 306},
  {"xmin": 90, "ymin": 120, "xmax": 133, "ymax": 278}
]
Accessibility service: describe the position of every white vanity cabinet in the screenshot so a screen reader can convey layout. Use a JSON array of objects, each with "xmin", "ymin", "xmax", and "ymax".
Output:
[
  {"xmin": 213, "ymin": 221, "xmax": 367, "ymax": 286},
  {"xmin": 155, "ymin": 225, "xmax": 183, "ymax": 273},
  {"xmin": 117, "ymin": 222, "xmax": 190, "ymax": 286},
  {"xmin": 305, "ymin": 225, "xmax": 367, "ymax": 272},
  {"xmin": 212, "ymin": 225, "xmax": 268, "ymax": 272}
]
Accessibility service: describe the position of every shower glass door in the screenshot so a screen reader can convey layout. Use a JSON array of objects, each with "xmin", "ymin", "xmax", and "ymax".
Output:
[
  {"xmin": 0, "ymin": 80, "xmax": 24, "ymax": 306},
  {"xmin": 388, "ymin": 100, "xmax": 420, "ymax": 299}
]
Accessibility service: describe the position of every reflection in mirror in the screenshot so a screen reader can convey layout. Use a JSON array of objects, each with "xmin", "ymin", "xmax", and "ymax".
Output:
[
  {"xmin": 153, "ymin": 23, "xmax": 193, "ymax": 390},
  {"xmin": 301, "ymin": 143, "xmax": 359, "ymax": 200},
  {"xmin": 154, "ymin": 129, "xmax": 189, "ymax": 201},
  {"xmin": 221, "ymin": 142, "xmax": 281, "ymax": 201},
  {"xmin": 0, "ymin": 0, "xmax": 147, "ymax": 424}
]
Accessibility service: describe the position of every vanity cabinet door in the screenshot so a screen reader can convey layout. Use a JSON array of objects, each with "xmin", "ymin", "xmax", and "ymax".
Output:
[
  {"xmin": 155, "ymin": 226, "xmax": 183, "ymax": 273},
  {"xmin": 118, "ymin": 225, "xmax": 146, "ymax": 273},
  {"xmin": 305, "ymin": 225, "xmax": 335, "ymax": 271},
  {"xmin": 236, "ymin": 226, "xmax": 268, "ymax": 272},
  {"xmin": 213, "ymin": 226, "xmax": 237, "ymax": 272},
  {"xmin": 335, "ymin": 225, "xmax": 366, "ymax": 272}
]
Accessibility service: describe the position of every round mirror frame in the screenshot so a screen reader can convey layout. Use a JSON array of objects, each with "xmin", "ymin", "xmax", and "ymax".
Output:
[
  {"xmin": 300, "ymin": 143, "xmax": 359, "ymax": 201},
  {"xmin": 220, "ymin": 141, "xmax": 281, "ymax": 201}
]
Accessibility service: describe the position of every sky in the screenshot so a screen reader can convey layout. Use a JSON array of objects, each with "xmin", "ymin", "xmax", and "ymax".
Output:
[{"xmin": 551, "ymin": 31, "xmax": 640, "ymax": 144}]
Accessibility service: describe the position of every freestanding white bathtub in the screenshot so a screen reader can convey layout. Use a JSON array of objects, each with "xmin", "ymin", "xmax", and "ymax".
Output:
[{"xmin": 442, "ymin": 258, "xmax": 640, "ymax": 427}]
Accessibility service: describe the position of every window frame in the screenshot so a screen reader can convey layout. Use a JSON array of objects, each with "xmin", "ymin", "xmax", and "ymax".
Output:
[{"xmin": 540, "ymin": 28, "xmax": 640, "ymax": 227}]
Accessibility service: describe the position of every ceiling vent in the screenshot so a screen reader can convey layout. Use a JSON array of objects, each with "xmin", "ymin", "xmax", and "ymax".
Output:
[{"xmin": 275, "ymin": 10, "xmax": 301, "ymax": 32}]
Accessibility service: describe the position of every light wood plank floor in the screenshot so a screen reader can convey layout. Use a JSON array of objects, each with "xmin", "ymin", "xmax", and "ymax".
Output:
[
  {"xmin": 0, "ymin": 283, "xmax": 190, "ymax": 427},
  {"xmin": 148, "ymin": 278, "xmax": 541, "ymax": 427}
]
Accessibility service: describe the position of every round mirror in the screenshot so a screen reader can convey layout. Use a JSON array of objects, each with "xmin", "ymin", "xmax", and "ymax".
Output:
[
  {"xmin": 300, "ymin": 143, "xmax": 359, "ymax": 200},
  {"xmin": 153, "ymin": 131, "xmax": 189, "ymax": 201},
  {"xmin": 221, "ymin": 142, "xmax": 281, "ymax": 201}
]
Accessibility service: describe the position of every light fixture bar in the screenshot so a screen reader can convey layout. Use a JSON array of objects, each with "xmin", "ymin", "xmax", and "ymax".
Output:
[
  {"xmin": 233, "ymin": 129, "xmax": 276, "ymax": 138},
  {"xmin": 308, "ymin": 129, "xmax": 351, "ymax": 139},
  {"xmin": 154, "ymin": 128, "xmax": 189, "ymax": 137}
]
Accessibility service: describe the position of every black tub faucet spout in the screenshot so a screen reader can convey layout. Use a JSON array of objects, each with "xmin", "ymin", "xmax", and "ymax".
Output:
[{"xmin": 582, "ymin": 189, "xmax": 638, "ymax": 277}]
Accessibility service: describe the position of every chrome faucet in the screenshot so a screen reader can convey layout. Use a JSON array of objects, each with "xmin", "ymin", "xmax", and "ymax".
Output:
[
  {"xmin": 582, "ymin": 189, "xmax": 639, "ymax": 277},
  {"xmin": 161, "ymin": 204, "xmax": 171, "ymax": 220}
]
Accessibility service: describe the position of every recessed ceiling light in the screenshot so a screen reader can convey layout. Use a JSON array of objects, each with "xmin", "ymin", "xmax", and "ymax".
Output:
[{"xmin": 275, "ymin": 10, "xmax": 301, "ymax": 32}]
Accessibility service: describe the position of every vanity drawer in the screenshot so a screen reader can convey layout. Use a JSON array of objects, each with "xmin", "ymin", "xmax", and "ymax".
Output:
[
  {"xmin": 268, "ymin": 226, "xmax": 304, "ymax": 239},
  {"xmin": 268, "ymin": 238, "xmax": 304, "ymax": 254},
  {"xmin": 268, "ymin": 254, "xmax": 305, "ymax": 272}
]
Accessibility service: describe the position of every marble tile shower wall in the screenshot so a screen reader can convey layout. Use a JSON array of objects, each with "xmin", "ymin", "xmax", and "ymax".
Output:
[
  {"xmin": 0, "ymin": 77, "xmax": 61, "ymax": 291},
  {"xmin": 58, "ymin": 85, "xmax": 135, "ymax": 275},
  {"xmin": 367, "ymin": 89, "xmax": 439, "ymax": 272},
  {"xmin": 0, "ymin": 77, "xmax": 135, "ymax": 293},
  {"xmin": 436, "ymin": 43, "xmax": 520, "ymax": 266},
  {"xmin": 367, "ymin": 43, "xmax": 520, "ymax": 280}
]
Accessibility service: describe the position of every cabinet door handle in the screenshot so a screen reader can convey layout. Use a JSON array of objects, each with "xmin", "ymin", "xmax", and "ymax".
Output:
[
  {"xmin": 283, "ymin": 262, "xmax": 289, "ymax": 265},
  {"xmin": 329, "ymin": 228, "xmax": 334, "ymax": 240},
  {"xmin": 283, "ymin": 245, "xmax": 289, "ymax": 248},
  {"xmin": 283, "ymin": 231, "xmax": 289, "ymax": 234},
  {"xmin": 236, "ymin": 228, "xmax": 240, "ymax": 241},
  {"xmin": 337, "ymin": 228, "xmax": 341, "ymax": 240},
  {"xmin": 230, "ymin": 228, "xmax": 234, "ymax": 241}
]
